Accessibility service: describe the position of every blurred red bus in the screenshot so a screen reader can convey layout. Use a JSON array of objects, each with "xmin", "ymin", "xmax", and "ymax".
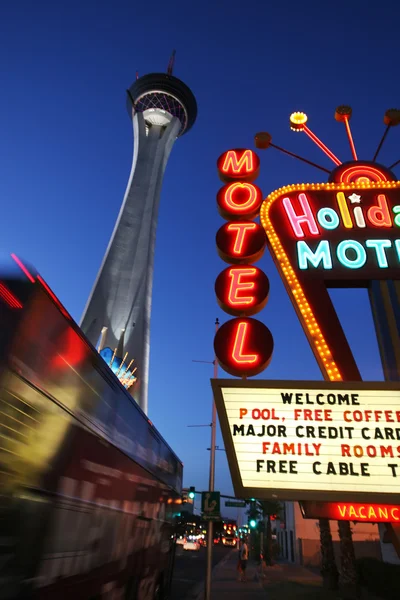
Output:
[{"xmin": 0, "ymin": 257, "xmax": 182, "ymax": 599}]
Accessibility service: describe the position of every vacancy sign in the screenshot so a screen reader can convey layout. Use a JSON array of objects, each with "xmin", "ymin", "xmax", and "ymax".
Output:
[{"xmin": 212, "ymin": 379, "xmax": 400, "ymax": 503}]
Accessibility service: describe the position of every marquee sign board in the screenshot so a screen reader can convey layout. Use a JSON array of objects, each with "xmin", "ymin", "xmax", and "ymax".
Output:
[
  {"xmin": 212, "ymin": 378, "xmax": 400, "ymax": 503},
  {"xmin": 260, "ymin": 163, "xmax": 400, "ymax": 382}
]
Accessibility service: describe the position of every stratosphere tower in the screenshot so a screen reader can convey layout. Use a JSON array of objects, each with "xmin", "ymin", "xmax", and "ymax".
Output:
[{"xmin": 80, "ymin": 55, "xmax": 197, "ymax": 414}]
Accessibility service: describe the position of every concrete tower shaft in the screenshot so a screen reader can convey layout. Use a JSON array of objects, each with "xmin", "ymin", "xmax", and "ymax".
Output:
[{"xmin": 80, "ymin": 72, "xmax": 197, "ymax": 414}]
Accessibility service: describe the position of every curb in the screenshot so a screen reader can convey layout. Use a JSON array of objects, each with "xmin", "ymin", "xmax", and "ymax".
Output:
[{"xmin": 186, "ymin": 549, "xmax": 236, "ymax": 600}]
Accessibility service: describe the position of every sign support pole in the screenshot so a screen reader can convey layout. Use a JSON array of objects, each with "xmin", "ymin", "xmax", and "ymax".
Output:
[
  {"xmin": 205, "ymin": 319, "xmax": 219, "ymax": 600},
  {"xmin": 369, "ymin": 280, "xmax": 400, "ymax": 560}
]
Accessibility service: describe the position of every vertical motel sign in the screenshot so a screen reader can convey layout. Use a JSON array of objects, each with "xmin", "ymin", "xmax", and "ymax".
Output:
[{"xmin": 214, "ymin": 149, "xmax": 274, "ymax": 377}]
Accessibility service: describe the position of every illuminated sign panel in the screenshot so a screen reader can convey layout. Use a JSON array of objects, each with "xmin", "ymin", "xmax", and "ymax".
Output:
[
  {"xmin": 100, "ymin": 347, "xmax": 137, "ymax": 389},
  {"xmin": 300, "ymin": 500, "xmax": 400, "ymax": 523},
  {"xmin": 212, "ymin": 379, "xmax": 400, "ymax": 502},
  {"xmin": 264, "ymin": 183, "xmax": 400, "ymax": 279},
  {"xmin": 260, "ymin": 181, "xmax": 400, "ymax": 382}
]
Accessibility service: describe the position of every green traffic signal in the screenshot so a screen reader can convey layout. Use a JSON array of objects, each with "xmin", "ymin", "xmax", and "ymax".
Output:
[
  {"xmin": 188, "ymin": 486, "xmax": 195, "ymax": 499},
  {"xmin": 249, "ymin": 519, "xmax": 257, "ymax": 528}
]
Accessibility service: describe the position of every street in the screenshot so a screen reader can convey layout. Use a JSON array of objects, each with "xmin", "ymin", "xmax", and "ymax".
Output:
[{"xmin": 171, "ymin": 545, "xmax": 232, "ymax": 599}]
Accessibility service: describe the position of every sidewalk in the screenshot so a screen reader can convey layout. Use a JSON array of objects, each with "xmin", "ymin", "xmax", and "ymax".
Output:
[
  {"xmin": 258, "ymin": 561, "xmax": 331, "ymax": 600},
  {"xmin": 206, "ymin": 549, "xmax": 266, "ymax": 599},
  {"xmin": 192, "ymin": 550, "xmax": 385, "ymax": 600},
  {"xmin": 198, "ymin": 549, "xmax": 335, "ymax": 600}
]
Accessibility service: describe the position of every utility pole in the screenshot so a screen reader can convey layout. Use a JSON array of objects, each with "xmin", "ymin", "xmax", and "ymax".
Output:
[{"xmin": 205, "ymin": 318, "xmax": 219, "ymax": 600}]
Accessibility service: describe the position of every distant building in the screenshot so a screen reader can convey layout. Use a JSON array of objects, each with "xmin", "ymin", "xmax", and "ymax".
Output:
[{"xmin": 182, "ymin": 498, "xmax": 194, "ymax": 515}]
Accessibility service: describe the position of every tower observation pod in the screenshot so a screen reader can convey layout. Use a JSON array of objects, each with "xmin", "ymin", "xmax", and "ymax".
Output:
[{"xmin": 80, "ymin": 69, "xmax": 197, "ymax": 414}]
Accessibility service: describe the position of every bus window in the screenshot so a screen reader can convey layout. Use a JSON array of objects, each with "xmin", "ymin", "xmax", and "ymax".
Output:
[
  {"xmin": 113, "ymin": 394, "xmax": 148, "ymax": 461},
  {"xmin": 76, "ymin": 363, "xmax": 117, "ymax": 439}
]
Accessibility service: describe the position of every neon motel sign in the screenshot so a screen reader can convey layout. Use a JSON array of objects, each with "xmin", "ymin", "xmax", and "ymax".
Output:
[
  {"xmin": 278, "ymin": 183, "xmax": 400, "ymax": 272},
  {"xmin": 213, "ymin": 149, "xmax": 273, "ymax": 378},
  {"xmin": 260, "ymin": 161, "xmax": 400, "ymax": 383},
  {"xmin": 212, "ymin": 124, "xmax": 400, "ymax": 511},
  {"xmin": 300, "ymin": 501, "xmax": 400, "ymax": 523}
]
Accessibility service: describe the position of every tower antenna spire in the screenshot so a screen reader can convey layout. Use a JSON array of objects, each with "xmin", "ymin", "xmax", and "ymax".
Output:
[{"xmin": 167, "ymin": 49, "xmax": 176, "ymax": 75}]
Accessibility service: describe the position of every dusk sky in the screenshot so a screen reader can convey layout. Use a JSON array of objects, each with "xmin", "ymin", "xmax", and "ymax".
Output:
[{"xmin": 2, "ymin": 0, "xmax": 400, "ymax": 519}]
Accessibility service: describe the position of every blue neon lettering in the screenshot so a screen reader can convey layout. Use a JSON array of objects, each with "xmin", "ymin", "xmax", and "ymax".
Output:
[
  {"xmin": 297, "ymin": 240, "xmax": 332, "ymax": 270},
  {"xmin": 395, "ymin": 240, "xmax": 400, "ymax": 262},
  {"xmin": 365, "ymin": 239, "xmax": 391, "ymax": 268},
  {"xmin": 337, "ymin": 240, "xmax": 366, "ymax": 269},
  {"xmin": 317, "ymin": 207, "xmax": 340, "ymax": 230}
]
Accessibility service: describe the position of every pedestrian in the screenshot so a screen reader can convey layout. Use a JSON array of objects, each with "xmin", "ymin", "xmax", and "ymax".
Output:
[
  {"xmin": 259, "ymin": 549, "xmax": 267, "ymax": 579},
  {"xmin": 239, "ymin": 538, "xmax": 249, "ymax": 582},
  {"xmin": 236, "ymin": 544, "xmax": 243, "ymax": 581}
]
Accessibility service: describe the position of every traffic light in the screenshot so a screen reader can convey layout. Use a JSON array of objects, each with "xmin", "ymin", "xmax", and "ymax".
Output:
[
  {"xmin": 188, "ymin": 486, "xmax": 195, "ymax": 499},
  {"xmin": 249, "ymin": 519, "xmax": 257, "ymax": 529}
]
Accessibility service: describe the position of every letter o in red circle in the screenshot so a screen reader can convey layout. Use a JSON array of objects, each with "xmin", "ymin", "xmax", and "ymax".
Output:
[{"xmin": 217, "ymin": 182, "xmax": 263, "ymax": 221}]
